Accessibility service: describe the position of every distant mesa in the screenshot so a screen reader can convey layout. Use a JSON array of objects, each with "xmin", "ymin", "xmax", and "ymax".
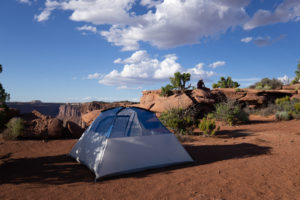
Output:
[{"xmin": 30, "ymin": 100, "xmax": 43, "ymax": 104}]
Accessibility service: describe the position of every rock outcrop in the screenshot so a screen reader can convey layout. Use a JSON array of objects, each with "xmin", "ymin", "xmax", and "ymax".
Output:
[
  {"xmin": 66, "ymin": 121, "xmax": 85, "ymax": 138},
  {"xmin": 81, "ymin": 110, "xmax": 101, "ymax": 126},
  {"xmin": 212, "ymin": 88, "xmax": 298, "ymax": 108},
  {"xmin": 137, "ymin": 89, "xmax": 215, "ymax": 116},
  {"xmin": 21, "ymin": 110, "xmax": 64, "ymax": 139},
  {"xmin": 138, "ymin": 87, "xmax": 300, "ymax": 114}
]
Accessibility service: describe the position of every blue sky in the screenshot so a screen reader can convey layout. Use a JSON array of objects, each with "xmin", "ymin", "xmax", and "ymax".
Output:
[{"xmin": 1, "ymin": 0, "xmax": 300, "ymax": 102}]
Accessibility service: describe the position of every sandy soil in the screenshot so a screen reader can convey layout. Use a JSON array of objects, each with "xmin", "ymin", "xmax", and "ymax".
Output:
[{"xmin": 1, "ymin": 115, "xmax": 300, "ymax": 200}]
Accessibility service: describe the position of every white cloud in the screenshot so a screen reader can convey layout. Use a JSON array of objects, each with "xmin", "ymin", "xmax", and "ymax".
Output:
[
  {"xmin": 34, "ymin": 0, "xmax": 60, "ymax": 22},
  {"xmin": 140, "ymin": 0, "xmax": 162, "ymax": 8},
  {"xmin": 35, "ymin": 0, "xmax": 135, "ymax": 24},
  {"xmin": 77, "ymin": 25, "xmax": 98, "ymax": 34},
  {"xmin": 87, "ymin": 73, "xmax": 102, "ymax": 79},
  {"xmin": 241, "ymin": 37, "xmax": 253, "ymax": 43},
  {"xmin": 101, "ymin": 0, "xmax": 250, "ymax": 50},
  {"xmin": 209, "ymin": 61, "xmax": 226, "ymax": 69},
  {"xmin": 244, "ymin": 0, "xmax": 300, "ymax": 30},
  {"xmin": 116, "ymin": 86, "xmax": 142, "ymax": 90},
  {"xmin": 252, "ymin": 35, "xmax": 286, "ymax": 47},
  {"xmin": 99, "ymin": 50, "xmax": 215, "ymax": 86},
  {"xmin": 18, "ymin": 0, "xmax": 31, "ymax": 5},
  {"xmin": 278, "ymin": 75, "xmax": 292, "ymax": 85},
  {"xmin": 35, "ymin": 0, "xmax": 250, "ymax": 51}
]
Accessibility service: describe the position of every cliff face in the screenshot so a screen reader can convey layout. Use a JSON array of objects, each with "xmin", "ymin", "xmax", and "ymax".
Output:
[{"xmin": 56, "ymin": 103, "xmax": 83, "ymax": 127}]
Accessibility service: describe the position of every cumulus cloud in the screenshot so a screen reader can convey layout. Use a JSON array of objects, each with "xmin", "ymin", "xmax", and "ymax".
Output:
[
  {"xmin": 77, "ymin": 25, "xmax": 98, "ymax": 34},
  {"xmin": 244, "ymin": 0, "xmax": 300, "ymax": 30},
  {"xmin": 35, "ymin": 0, "xmax": 250, "ymax": 51},
  {"xmin": 241, "ymin": 37, "xmax": 253, "ymax": 43},
  {"xmin": 209, "ymin": 61, "xmax": 226, "ymax": 69},
  {"xmin": 99, "ymin": 50, "xmax": 215, "ymax": 86}
]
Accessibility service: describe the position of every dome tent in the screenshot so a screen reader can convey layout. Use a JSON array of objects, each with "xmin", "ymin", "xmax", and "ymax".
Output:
[{"xmin": 69, "ymin": 107, "xmax": 193, "ymax": 179}]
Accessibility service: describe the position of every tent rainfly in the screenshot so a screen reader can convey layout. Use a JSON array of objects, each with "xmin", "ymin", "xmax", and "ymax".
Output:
[{"xmin": 69, "ymin": 107, "xmax": 193, "ymax": 179}]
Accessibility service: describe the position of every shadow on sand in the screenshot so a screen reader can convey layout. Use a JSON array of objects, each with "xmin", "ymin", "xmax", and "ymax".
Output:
[{"xmin": 0, "ymin": 143, "xmax": 271, "ymax": 184}]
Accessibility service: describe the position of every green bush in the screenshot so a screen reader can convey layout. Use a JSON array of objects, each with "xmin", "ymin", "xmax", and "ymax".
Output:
[
  {"xmin": 294, "ymin": 102, "xmax": 300, "ymax": 113},
  {"xmin": 160, "ymin": 84, "xmax": 174, "ymax": 97},
  {"xmin": 214, "ymin": 100, "xmax": 249, "ymax": 125},
  {"xmin": 199, "ymin": 117, "xmax": 219, "ymax": 137},
  {"xmin": 3, "ymin": 117, "xmax": 24, "ymax": 140},
  {"xmin": 250, "ymin": 78, "xmax": 282, "ymax": 90},
  {"xmin": 275, "ymin": 111, "xmax": 292, "ymax": 121},
  {"xmin": 212, "ymin": 76, "xmax": 240, "ymax": 88},
  {"xmin": 159, "ymin": 108, "xmax": 196, "ymax": 135},
  {"xmin": 275, "ymin": 96, "xmax": 290, "ymax": 105}
]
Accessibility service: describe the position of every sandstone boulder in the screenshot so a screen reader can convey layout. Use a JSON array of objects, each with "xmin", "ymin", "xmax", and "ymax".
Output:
[
  {"xmin": 81, "ymin": 110, "xmax": 101, "ymax": 126},
  {"xmin": 47, "ymin": 118, "xmax": 64, "ymax": 138},
  {"xmin": 21, "ymin": 110, "xmax": 64, "ymax": 139},
  {"xmin": 282, "ymin": 83, "xmax": 300, "ymax": 90},
  {"xmin": 66, "ymin": 121, "xmax": 85, "ymax": 138}
]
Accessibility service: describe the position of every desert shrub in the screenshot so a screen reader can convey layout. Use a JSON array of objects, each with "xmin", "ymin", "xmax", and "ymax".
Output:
[
  {"xmin": 275, "ymin": 96, "xmax": 300, "ymax": 114},
  {"xmin": 199, "ymin": 117, "xmax": 219, "ymax": 137},
  {"xmin": 159, "ymin": 108, "xmax": 197, "ymax": 135},
  {"xmin": 294, "ymin": 102, "xmax": 300, "ymax": 113},
  {"xmin": 291, "ymin": 61, "xmax": 300, "ymax": 84},
  {"xmin": 275, "ymin": 96, "xmax": 290, "ymax": 106},
  {"xmin": 212, "ymin": 76, "xmax": 240, "ymax": 88},
  {"xmin": 275, "ymin": 111, "xmax": 292, "ymax": 121},
  {"xmin": 3, "ymin": 117, "xmax": 24, "ymax": 140},
  {"xmin": 256, "ymin": 104, "xmax": 278, "ymax": 116},
  {"xmin": 249, "ymin": 78, "xmax": 283, "ymax": 90},
  {"xmin": 214, "ymin": 100, "xmax": 249, "ymax": 125},
  {"xmin": 160, "ymin": 84, "xmax": 174, "ymax": 97}
]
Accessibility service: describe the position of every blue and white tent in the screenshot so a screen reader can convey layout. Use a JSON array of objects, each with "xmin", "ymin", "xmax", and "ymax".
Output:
[{"xmin": 69, "ymin": 107, "xmax": 193, "ymax": 179}]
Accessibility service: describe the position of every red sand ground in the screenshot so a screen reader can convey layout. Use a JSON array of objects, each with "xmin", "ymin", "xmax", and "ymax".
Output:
[{"xmin": 0, "ymin": 115, "xmax": 300, "ymax": 200}]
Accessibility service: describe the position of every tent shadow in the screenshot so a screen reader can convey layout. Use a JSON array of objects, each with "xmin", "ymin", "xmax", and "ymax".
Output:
[
  {"xmin": 215, "ymin": 129, "xmax": 251, "ymax": 138},
  {"xmin": 0, "ymin": 155, "xmax": 95, "ymax": 185},
  {"xmin": 0, "ymin": 143, "xmax": 271, "ymax": 184}
]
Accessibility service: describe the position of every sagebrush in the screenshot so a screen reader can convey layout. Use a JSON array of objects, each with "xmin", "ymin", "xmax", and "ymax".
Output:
[
  {"xmin": 159, "ymin": 108, "xmax": 197, "ymax": 135},
  {"xmin": 214, "ymin": 100, "xmax": 249, "ymax": 125},
  {"xmin": 3, "ymin": 117, "xmax": 24, "ymax": 140}
]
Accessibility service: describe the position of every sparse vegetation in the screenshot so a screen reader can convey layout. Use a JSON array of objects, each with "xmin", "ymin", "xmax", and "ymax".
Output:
[
  {"xmin": 159, "ymin": 108, "xmax": 197, "ymax": 135},
  {"xmin": 0, "ymin": 64, "xmax": 10, "ymax": 130},
  {"xmin": 213, "ymin": 100, "xmax": 249, "ymax": 125},
  {"xmin": 160, "ymin": 72, "xmax": 192, "ymax": 96},
  {"xmin": 212, "ymin": 76, "xmax": 240, "ymax": 89},
  {"xmin": 291, "ymin": 60, "xmax": 300, "ymax": 84},
  {"xmin": 3, "ymin": 117, "xmax": 24, "ymax": 140},
  {"xmin": 199, "ymin": 117, "xmax": 219, "ymax": 137},
  {"xmin": 250, "ymin": 96, "xmax": 300, "ymax": 120},
  {"xmin": 160, "ymin": 84, "xmax": 174, "ymax": 97},
  {"xmin": 249, "ymin": 78, "xmax": 283, "ymax": 90},
  {"xmin": 275, "ymin": 111, "xmax": 292, "ymax": 121}
]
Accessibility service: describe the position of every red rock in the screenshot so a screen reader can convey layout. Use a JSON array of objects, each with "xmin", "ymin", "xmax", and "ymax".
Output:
[
  {"xmin": 66, "ymin": 121, "xmax": 85, "ymax": 138},
  {"xmin": 81, "ymin": 110, "xmax": 101, "ymax": 126}
]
